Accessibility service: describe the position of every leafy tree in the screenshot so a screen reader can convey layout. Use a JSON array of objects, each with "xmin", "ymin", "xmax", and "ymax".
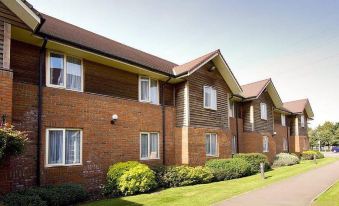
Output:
[
  {"xmin": 0, "ymin": 124, "xmax": 27, "ymax": 161},
  {"xmin": 309, "ymin": 121, "xmax": 339, "ymax": 147}
]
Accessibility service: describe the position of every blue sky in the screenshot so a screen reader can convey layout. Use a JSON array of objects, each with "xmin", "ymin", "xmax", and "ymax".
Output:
[{"xmin": 30, "ymin": 0, "xmax": 339, "ymax": 127}]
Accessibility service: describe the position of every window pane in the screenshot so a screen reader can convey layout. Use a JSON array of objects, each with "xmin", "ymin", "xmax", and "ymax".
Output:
[
  {"xmin": 66, "ymin": 57, "xmax": 82, "ymax": 91},
  {"xmin": 210, "ymin": 134, "xmax": 217, "ymax": 155},
  {"xmin": 140, "ymin": 78, "xmax": 149, "ymax": 101},
  {"xmin": 65, "ymin": 130, "xmax": 81, "ymax": 164},
  {"xmin": 50, "ymin": 53, "xmax": 64, "ymax": 86},
  {"xmin": 232, "ymin": 136, "xmax": 237, "ymax": 154},
  {"xmin": 141, "ymin": 134, "xmax": 149, "ymax": 158},
  {"xmin": 150, "ymin": 133, "xmax": 158, "ymax": 158},
  {"xmin": 205, "ymin": 134, "xmax": 210, "ymax": 154},
  {"xmin": 211, "ymin": 88, "xmax": 217, "ymax": 110},
  {"xmin": 48, "ymin": 130, "xmax": 63, "ymax": 164},
  {"xmin": 150, "ymin": 79, "xmax": 159, "ymax": 104},
  {"xmin": 204, "ymin": 87, "xmax": 211, "ymax": 108}
]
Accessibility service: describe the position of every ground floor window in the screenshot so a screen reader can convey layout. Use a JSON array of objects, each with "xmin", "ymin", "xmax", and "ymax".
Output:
[
  {"xmin": 140, "ymin": 132, "xmax": 159, "ymax": 160},
  {"xmin": 206, "ymin": 133, "xmax": 218, "ymax": 156},
  {"xmin": 283, "ymin": 137, "xmax": 288, "ymax": 151},
  {"xmin": 46, "ymin": 128, "xmax": 82, "ymax": 166},
  {"xmin": 263, "ymin": 136, "xmax": 269, "ymax": 152},
  {"xmin": 232, "ymin": 136, "xmax": 237, "ymax": 154}
]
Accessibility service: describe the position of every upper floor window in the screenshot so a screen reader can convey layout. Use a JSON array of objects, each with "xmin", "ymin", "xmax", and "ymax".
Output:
[
  {"xmin": 140, "ymin": 132, "xmax": 159, "ymax": 160},
  {"xmin": 139, "ymin": 76, "xmax": 159, "ymax": 104},
  {"xmin": 260, "ymin": 103, "xmax": 267, "ymax": 120},
  {"xmin": 46, "ymin": 128, "xmax": 82, "ymax": 167},
  {"xmin": 281, "ymin": 114, "xmax": 286, "ymax": 126},
  {"xmin": 301, "ymin": 115, "xmax": 305, "ymax": 127},
  {"xmin": 206, "ymin": 133, "xmax": 218, "ymax": 156},
  {"xmin": 263, "ymin": 136, "xmax": 269, "ymax": 152},
  {"xmin": 47, "ymin": 52, "xmax": 83, "ymax": 92},
  {"xmin": 204, "ymin": 86, "xmax": 217, "ymax": 110}
]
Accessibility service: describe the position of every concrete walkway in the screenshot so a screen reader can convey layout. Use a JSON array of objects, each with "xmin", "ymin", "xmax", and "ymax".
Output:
[{"xmin": 217, "ymin": 160, "xmax": 339, "ymax": 206}]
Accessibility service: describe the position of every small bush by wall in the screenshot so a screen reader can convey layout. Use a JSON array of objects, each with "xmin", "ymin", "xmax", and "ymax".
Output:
[
  {"xmin": 233, "ymin": 153, "xmax": 270, "ymax": 174},
  {"xmin": 160, "ymin": 166, "xmax": 214, "ymax": 187},
  {"xmin": 205, "ymin": 158, "xmax": 251, "ymax": 181},
  {"xmin": 1, "ymin": 184, "xmax": 87, "ymax": 206},
  {"xmin": 273, "ymin": 153, "xmax": 300, "ymax": 167},
  {"xmin": 301, "ymin": 150, "xmax": 324, "ymax": 160}
]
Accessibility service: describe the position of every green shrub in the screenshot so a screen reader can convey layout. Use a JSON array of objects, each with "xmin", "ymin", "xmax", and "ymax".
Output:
[
  {"xmin": 233, "ymin": 153, "xmax": 270, "ymax": 174},
  {"xmin": 302, "ymin": 150, "xmax": 324, "ymax": 160},
  {"xmin": 0, "ymin": 125, "xmax": 27, "ymax": 161},
  {"xmin": 105, "ymin": 161, "xmax": 140, "ymax": 195},
  {"xmin": 1, "ymin": 184, "xmax": 86, "ymax": 206},
  {"xmin": 273, "ymin": 153, "xmax": 300, "ymax": 167},
  {"xmin": 205, "ymin": 158, "xmax": 251, "ymax": 181},
  {"xmin": 118, "ymin": 164, "xmax": 157, "ymax": 195},
  {"xmin": 161, "ymin": 166, "xmax": 214, "ymax": 187},
  {"xmin": 150, "ymin": 165, "xmax": 166, "ymax": 187}
]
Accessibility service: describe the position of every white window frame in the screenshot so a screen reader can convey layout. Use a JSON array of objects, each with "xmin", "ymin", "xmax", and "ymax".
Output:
[
  {"xmin": 281, "ymin": 114, "xmax": 286, "ymax": 126},
  {"xmin": 229, "ymin": 100, "xmax": 235, "ymax": 117},
  {"xmin": 206, "ymin": 133, "xmax": 218, "ymax": 157},
  {"xmin": 260, "ymin": 103, "xmax": 267, "ymax": 120},
  {"xmin": 138, "ymin": 76, "xmax": 159, "ymax": 105},
  {"xmin": 283, "ymin": 137, "xmax": 288, "ymax": 151},
  {"xmin": 140, "ymin": 132, "xmax": 160, "ymax": 160},
  {"xmin": 203, "ymin": 86, "xmax": 217, "ymax": 110},
  {"xmin": 263, "ymin": 136, "xmax": 269, "ymax": 152},
  {"xmin": 250, "ymin": 105, "xmax": 254, "ymax": 131},
  {"xmin": 232, "ymin": 135, "xmax": 237, "ymax": 154},
  {"xmin": 45, "ymin": 128, "xmax": 83, "ymax": 167},
  {"xmin": 46, "ymin": 51, "xmax": 84, "ymax": 92},
  {"xmin": 301, "ymin": 115, "xmax": 305, "ymax": 128}
]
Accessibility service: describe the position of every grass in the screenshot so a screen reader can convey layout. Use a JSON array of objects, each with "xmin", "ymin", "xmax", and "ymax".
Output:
[
  {"xmin": 84, "ymin": 158, "xmax": 338, "ymax": 206},
  {"xmin": 313, "ymin": 180, "xmax": 339, "ymax": 206}
]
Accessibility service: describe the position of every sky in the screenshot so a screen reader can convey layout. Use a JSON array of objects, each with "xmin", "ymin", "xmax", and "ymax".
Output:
[{"xmin": 29, "ymin": 0, "xmax": 339, "ymax": 128}]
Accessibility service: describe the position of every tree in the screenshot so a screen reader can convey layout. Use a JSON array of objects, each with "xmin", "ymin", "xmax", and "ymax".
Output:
[{"xmin": 309, "ymin": 121, "xmax": 339, "ymax": 148}]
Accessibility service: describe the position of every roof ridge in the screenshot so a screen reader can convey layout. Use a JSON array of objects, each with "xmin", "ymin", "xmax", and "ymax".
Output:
[{"xmin": 241, "ymin": 78, "xmax": 271, "ymax": 87}]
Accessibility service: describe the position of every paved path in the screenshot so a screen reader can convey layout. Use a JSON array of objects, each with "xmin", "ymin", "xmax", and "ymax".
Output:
[{"xmin": 217, "ymin": 160, "xmax": 339, "ymax": 206}]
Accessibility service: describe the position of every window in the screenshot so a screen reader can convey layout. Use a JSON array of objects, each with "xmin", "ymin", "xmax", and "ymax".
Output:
[
  {"xmin": 229, "ymin": 100, "xmax": 235, "ymax": 117},
  {"xmin": 301, "ymin": 115, "xmax": 305, "ymax": 127},
  {"xmin": 263, "ymin": 136, "xmax": 269, "ymax": 152},
  {"xmin": 206, "ymin": 133, "xmax": 218, "ymax": 156},
  {"xmin": 260, "ymin": 103, "xmax": 267, "ymax": 120},
  {"xmin": 140, "ymin": 132, "xmax": 159, "ymax": 160},
  {"xmin": 47, "ymin": 52, "xmax": 83, "ymax": 92},
  {"xmin": 232, "ymin": 136, "xmax": 237, "ymax": 154},
  {"xmin": 250, "ymin": 105, "xmax": 254, "ymax": 131},
  {"xmin": 139, "ymin": 76, "xmax": 159, "ymax": 104},
  {"xmin": 204, "ymin": 86, "xmax": 217, "ymax": 110},
  {"xmin": 283, "ymin": 137, "xmax": 288, "ymax": 151},
  {"xmin": 281, "ymin": 114, "xmax": 286, "ymax": 126},
  {"xmin": 46, "ymin": 128, "xmax": 82, "ymax": 166}
]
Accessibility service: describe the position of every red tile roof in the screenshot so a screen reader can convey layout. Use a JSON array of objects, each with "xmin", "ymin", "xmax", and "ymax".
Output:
[
  {"xmin": 172, "ymin": 50, "xmax": 219, "ymax": 76},
  {"xmin": 241, "ymin": 79, "xmax": 271, "ymax": 98},
  {"xmin": 38, "ymin": 14, "xmax": 178, "ymax": 75},
  {"xmin": 283, "ymin": 99, "xmax": 308, "ymax": 113}
]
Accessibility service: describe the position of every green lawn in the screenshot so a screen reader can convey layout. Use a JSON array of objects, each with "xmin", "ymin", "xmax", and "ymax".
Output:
[
  {"xmin": 84, "ymin": 158, "xmax": 338, "ymax": 206},
  {"xmin": 313, "ymin": 181, "xmax": 339, "ymax": 206}
]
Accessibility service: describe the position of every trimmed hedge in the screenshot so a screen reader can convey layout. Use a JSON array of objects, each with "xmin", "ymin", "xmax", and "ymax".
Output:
[
  {"xmin": 1, "ymin": 184, "xmax": 87, "ymax": 206},
  {"xmin": 105, "ymin": 161, "xmax": 157, "ymax": 196},
  {"xmin": 233, "ymin": 153, "xmax": 270, "ymax": 174},
  {"xmin": 160, "ymin": 166, "xmax": 214, "ymax": 187},
  {"xmin": 273, "ymin": 153, "xmax": 300, "ymax": 167},
  {"xmin": 205, "ymin": 158, "xmax": 251, "ymax": 181},
  {"xmin": 301, "ymin": 150, "xmax": 324, "ymax": 160},
  {"xmin": 118, "ymin": 164, "xmax": 157, "ymax": 195}
]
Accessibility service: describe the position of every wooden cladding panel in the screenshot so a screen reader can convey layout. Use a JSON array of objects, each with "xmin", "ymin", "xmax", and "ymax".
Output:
[
  {"xmin": 175, "ymin": 82, "xmax": 186, "ymax": 127},
  {"xmin": 0, "ymin": 2, "xmax": 30, "ymax": 30},
  {"xmin": 187, "ymin": 62, "xmax": 230, "ymax": 128},
  {"xmin": 253, "ymin": 91, "xmax": 274, "ymax": 133},
  {"xmin": 242, "ymin": 101, "xmax": 252, "ymax": 132},
  {"xmin": 0, "ymin": 20, "xmax": 3, "ymax": 68}
]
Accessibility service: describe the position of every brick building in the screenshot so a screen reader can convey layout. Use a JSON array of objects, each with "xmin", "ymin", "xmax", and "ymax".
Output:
[{"xmin": 0, "ymin": 0, "xmax": 314, "ymax": 194}]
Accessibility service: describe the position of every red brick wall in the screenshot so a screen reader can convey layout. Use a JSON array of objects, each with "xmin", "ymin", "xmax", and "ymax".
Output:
[{"xmin": 274, "ymin": 123, "xmax": 289, "ymax": 154}]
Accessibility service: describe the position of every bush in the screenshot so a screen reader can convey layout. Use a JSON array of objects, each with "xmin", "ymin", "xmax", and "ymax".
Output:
[
  {"xmin": 1, "ymin": 184, "xmax": 87, "ymax": 206},
  {"xmin": 161, "ymin": 166, "xmax": 214, "ymax": 187},
  {"xmin": 233, "ymin": 153, "xmax": 270, "ymax": 174},
  {"xmin": 205, "ymin": 158, "xmax": 251, "ymax": 181},
  {"xmin": 302, "ymin": 150, "xmax": 324, "ymax": 160},
  {"xmin": 105, "ymin": 161, "xmax": 140, "ymax": 195},
  {"xmin": 0, "ymin": 125, "xmax": 27, "ymax": 161},
  {"xmin": 118, "ymin": 164, "xmax": 157, "ymax": 195},
  {"xmin": 273, "ymin": 153, "xmax": 300, "ymax": 167}
]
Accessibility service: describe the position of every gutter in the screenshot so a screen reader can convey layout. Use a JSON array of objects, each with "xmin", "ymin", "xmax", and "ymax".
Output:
[
  {"xmin": 37, "ymin": 37, "xmax": 48, "ymax": 186},
  {"xmin": 162, "ymin": 77, "xmax": 171, "ymax": 165}
]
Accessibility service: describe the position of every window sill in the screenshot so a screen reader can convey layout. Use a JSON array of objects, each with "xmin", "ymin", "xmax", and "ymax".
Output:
[
  {"xmin": 204, "ymin": 107, "xmax": 217, "ymax": 111},
  {"xmin": 46, "ymin": 85, "xmax": 83, "ymax": 93},
  {"xmin": 139, "ymin": 100, "xmax": 160, "ymax": 106},
  {"xmin": 206, "ymin": 154, "xmax": 219, "ymax": 157},
  {"xmin": 45, "ymin": 163, "xmax": 82, "ymax": 168},
  {"xmin": 140, "ymin": 157, "xmax": 160, "ymax": 161}
]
